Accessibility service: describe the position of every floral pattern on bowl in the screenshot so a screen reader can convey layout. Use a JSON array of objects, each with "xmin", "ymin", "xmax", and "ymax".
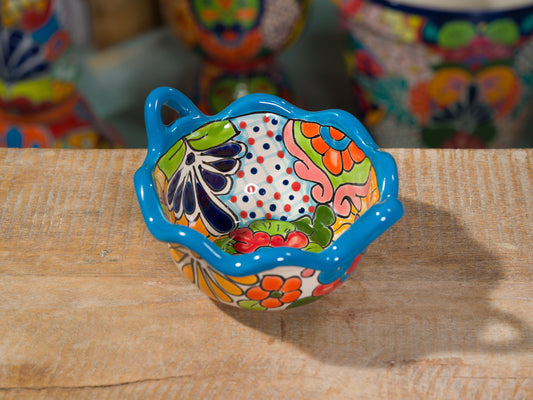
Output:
[{"xmin": 134, "ymin": 87, "xmax": 403, "ymax": 310}]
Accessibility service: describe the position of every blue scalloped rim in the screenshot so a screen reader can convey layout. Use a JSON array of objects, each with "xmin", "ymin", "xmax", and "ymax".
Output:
[{"xmin": 134, "ymin": 87, "xmax": 404, "ymax": 277}]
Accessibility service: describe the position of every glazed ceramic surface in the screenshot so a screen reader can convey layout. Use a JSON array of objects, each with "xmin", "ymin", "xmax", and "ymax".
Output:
[
  {"xmin": 160, "ymin": 0, "xmax": 310, "ymax": 65},
  {"xmin": 0, "ymin": 0, "xmax": 123, "ymax": 148},
  {"xmin": 335, "ymin": 0, "xmax": 533, "ymax": 147},
  {"xmin": 0, "ymin": 0, "xmax": 76, "ymax": 112},
  {"xmin": 135, "ymin": 87, "xmax": 403, "ymax": 310},
  {"xmin": 194, "ymin": 59, "xmax": 291, "ymax": 114},
  {"xmin": 0, "ymin": 92, "xmax": 123, "ymax": 148}
]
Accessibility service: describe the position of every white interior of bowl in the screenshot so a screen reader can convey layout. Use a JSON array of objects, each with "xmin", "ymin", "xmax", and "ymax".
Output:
[{"xmin": 389, "ymin": 0, "xmax": 533, "ymax": 12}]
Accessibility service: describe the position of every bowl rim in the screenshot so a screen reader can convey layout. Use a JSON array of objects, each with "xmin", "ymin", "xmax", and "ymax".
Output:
[{"xmin": 134, "ymin": 87, "xmax": 403, "ymax": 280}]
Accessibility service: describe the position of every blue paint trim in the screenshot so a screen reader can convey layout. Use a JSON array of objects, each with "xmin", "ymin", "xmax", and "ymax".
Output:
[{"xmin": 134, "ymin": 87, "xmax": 404, "ymax": 278}]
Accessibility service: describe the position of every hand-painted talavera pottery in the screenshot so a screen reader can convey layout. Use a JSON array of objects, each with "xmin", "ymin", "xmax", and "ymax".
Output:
[
  {"xmin": 1, "ymin": 0, "xmax": 75, "ymax": 112},
  {"xmin": 159, "ymin": 0, "xmax": 310, "ymax": 65},
  {"xmin": 160, "ymin": 0, "xmax": 310, "ymax": 115},
  {"xmin": 0, "ymin": 0, "xmax": 122, "ymax": 148},
  {"xmin": 334, "ymin": 0, "xmax": 533, "ymax": 148},
  {"xmin": 134, "ymin": 87, "xmax": 403, "ymax": 310},
  {"xmin": 193, "ymin": 59, "xmax": 291, "ymax": 115}
]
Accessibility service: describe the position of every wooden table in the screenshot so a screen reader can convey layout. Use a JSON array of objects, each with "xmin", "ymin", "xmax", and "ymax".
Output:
[{"xmin": 1, "ymin": 148, "xmax": 532, "ymax": 399}]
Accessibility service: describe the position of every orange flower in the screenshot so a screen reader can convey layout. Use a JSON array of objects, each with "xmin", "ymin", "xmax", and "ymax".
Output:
[
  {"xmin": 245, "ymin": 275, "xmax": 302, "ymax": 308},
  {"xmin": 300, "ymin": 122, "xmax": 366, "ymax": 176}
]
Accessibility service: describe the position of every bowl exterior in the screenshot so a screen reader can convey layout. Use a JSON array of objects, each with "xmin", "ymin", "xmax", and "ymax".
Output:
[{"xmin": 170, "ymin": 244, "xmax": 364, "ymax": 310}]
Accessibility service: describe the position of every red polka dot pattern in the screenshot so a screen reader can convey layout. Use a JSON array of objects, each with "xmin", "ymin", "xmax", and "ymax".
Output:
[{"xmin": 223, "ymin": 113, "xmax": 318, "ymax": 225}]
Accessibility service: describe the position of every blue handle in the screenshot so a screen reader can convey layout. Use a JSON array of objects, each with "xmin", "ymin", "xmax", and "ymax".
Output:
[{"xmin": 144, "ymin": 87, "xmax": 202, "ymax": 152}]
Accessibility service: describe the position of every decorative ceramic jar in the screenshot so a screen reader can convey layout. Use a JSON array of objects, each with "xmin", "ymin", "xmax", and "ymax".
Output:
[
  {"xmin": 159, "ymin": 0, "xmax": 310, "ymax": 114},
  {"xmin": 334, "ymin": 0, "xmax": 533, "ymax": 148},
  {"xmin": 160, "ymin": 0, "xmax": 310, "ymax": 65},
  {"xmin": 193, "ymin": 59, "xmax": 290, "ymax": 114},
  {"xmin": 0, "ymin": 0, "xmax": 122, "ymax": 148},
  {"xmin": 134, "ymin": 87, "xmax": 403, "ymax": 310},
  {"xmin": 0, "ymin": 92, "xmax": 122, "ymax": 148}
]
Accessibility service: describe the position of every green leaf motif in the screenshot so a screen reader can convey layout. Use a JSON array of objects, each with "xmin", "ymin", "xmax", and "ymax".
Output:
[
  {"xmin": 315, "ymin": 203, "xmax": 336, "ymax": 226},
  {"xmin": 292, "ymin": 216, "xmax": 313, "ymax": 235},
  {"xmin": 156, "ymin": 120, "xmax": 239, "ymax": 179},
  {"xmin": 286, "ymin": 296, "xmax": 321, "ymax": 309},
  {"xmin": 238, "ymin": 300, "xmax": 266, "ymax": 311},
  {"xmin": 187, "ymin": 120, "xmax": 239, "ymax": 151},
  {"xmin": 438, "ymin": 21, "xmax": 476, "ymax": 49},
  {"xmin": 157, "ymin": 139, "xmax": 186, "ymax": 179},
  {"xmin": 293, "ymin": 205, "xmax": 335, "ymax": 248},
  {"xmin": 249, "ymin": 219, "xmax": 296, "ymax": 237},
  {"xmin": 487, "ymin": 19, "xmax": 519, "ymax": 46},
  {"xmin": 214, "ymin": 237, "xmax": 237, "ymax": 254},
  {"xmin": 303, "ymin": 243, "xmax": 324, "ymax": 253}
]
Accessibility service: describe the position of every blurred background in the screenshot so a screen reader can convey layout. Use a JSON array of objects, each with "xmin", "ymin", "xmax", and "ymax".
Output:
[
  {"xmin": 4, "ymin": 0, "xmax": 533, "ymax": 148},
  {"xmin": 77, "ymin": 0, "xmax": 352, "ymax": 148}
]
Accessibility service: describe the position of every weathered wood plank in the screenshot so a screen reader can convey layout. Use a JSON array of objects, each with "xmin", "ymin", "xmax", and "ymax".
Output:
[{"xmin": 0, "ymin": 148, "xmax": 531, "ymax": 399}]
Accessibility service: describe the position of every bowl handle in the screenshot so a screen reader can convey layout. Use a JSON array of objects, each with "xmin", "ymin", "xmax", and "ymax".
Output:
[{"xmin": 144, "ymin": 87, "xmax": 202, "ymax": 151}]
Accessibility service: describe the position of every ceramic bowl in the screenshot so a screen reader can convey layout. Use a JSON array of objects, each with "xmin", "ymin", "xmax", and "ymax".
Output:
[
  {"xmin": 134, "ymin": 87, "xmax": 403, "ymax": 310},
  {"xmin": 334, "ymin": 0, "xmax": 533, "ymax": 148}
]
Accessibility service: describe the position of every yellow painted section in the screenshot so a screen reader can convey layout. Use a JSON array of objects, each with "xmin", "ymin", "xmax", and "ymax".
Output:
[
  {"xmin": 196, "ymin": 268, "xmax": 217, "ymax": 301},
  {"xmin": 182, "ymin": 264, "xmax": 195, "ymax": 283},
  {"xmin": 213, "ymin": 272, "xmax": 243, "ymax": 296},
  {"xmin": 206, "ymin": 274, "xmax": 232, "ymax": 303},
  {"xmin": 228, "ymin": 274, "xmax": 258, "ymax": 285}
]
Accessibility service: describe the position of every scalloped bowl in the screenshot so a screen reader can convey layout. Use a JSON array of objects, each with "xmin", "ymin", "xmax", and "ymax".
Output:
[{"xmin": 134, "ymin": 87, "xmax": 403, "ymax": 310}]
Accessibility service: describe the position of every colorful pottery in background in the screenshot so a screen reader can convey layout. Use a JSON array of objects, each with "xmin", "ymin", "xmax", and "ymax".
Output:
[
  {"xmin": 0, "ymin": 0, "xmax": 123, "ymax": 148},
  {"xmin": 160, "ymin": 0, "xmax": 310, "ymax": 65},
  {"xmin": 194, "ymin": 59, "xmax": 291, "ymax": 114},
  {"xmin": 0, "ymin": 92, "xmax": 123, "ymax": 148},
  {"xmin": 1, "ymin": 0, "xmax": 76, "ymax": 112},
  {"xmin": 334, "ymin": 0, "xmax": 533, "ymax": 148},
  {"xmin": 159, "ymin": 0, "xmax": 310, "ymax": 114},
  {"xmin": 134, "ymin": 87, "xmax": 403, "ymax": 310}
]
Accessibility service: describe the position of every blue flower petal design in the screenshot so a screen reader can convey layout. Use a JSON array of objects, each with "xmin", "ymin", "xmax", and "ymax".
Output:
[
  {"xmin": 208, "ymin": 159, "xmax": 238, "ymax": 172},
  {"xmin": 164, "ymin": 134, "xmax": 246, "ymax": 236},
  {"xmin": 0, "ymin": 29, "xmax": 48, "ymax": 82},
  {"xmin": 203, "ymin": 143, "xmax": 243, "ymax": 157},
  {"xmin": 201, "ymin": 168, "xmax": 227, "ymax": 191},
  {"xmin": 183, "ymin": 181, "xmax": 195, "ymax": 214},
  {"xmin": 196, "ymin": 182, "xmax": 236, "ymax": 233}
]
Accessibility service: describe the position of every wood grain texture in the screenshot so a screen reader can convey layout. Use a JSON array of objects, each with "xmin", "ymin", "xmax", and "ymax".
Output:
[{"xmin": 0, "ymin": 148, "xmax": 532, "ymax": 399}]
